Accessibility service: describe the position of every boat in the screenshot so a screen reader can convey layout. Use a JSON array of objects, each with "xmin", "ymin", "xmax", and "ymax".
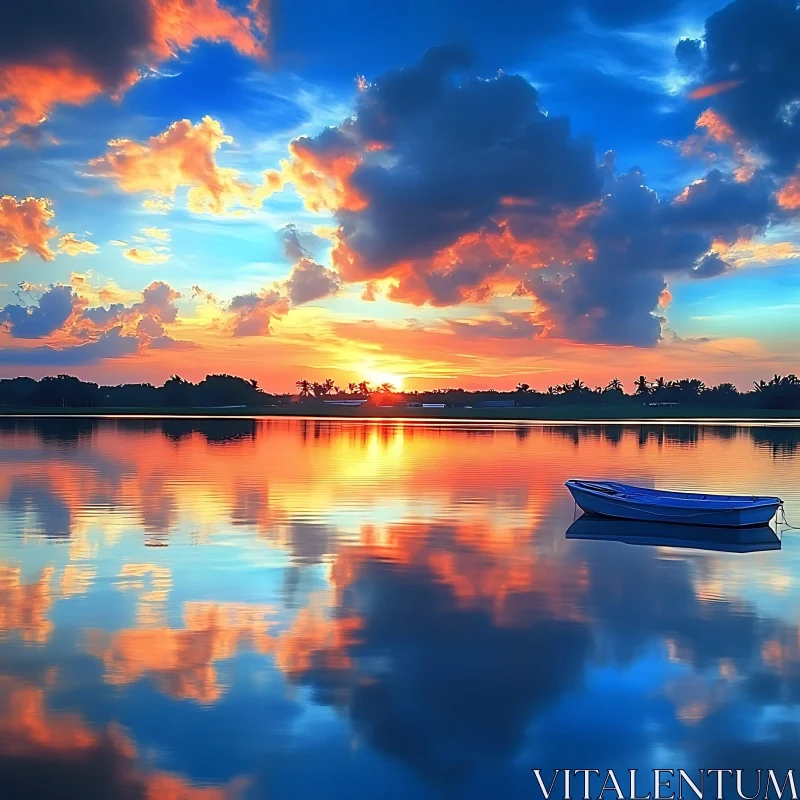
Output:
[
  {"xmin": 565, "ymin": 479, "xmax": 782, "ymax": 528},
  {"xmin": 566, "ymin": 515, "xmax": 781, "ymax": 553}
]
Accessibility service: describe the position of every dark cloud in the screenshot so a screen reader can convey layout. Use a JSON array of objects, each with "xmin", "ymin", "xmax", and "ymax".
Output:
[
  {"xmin": 675, "ymin": 37, "xmax": 704, "ymax": 70},
  {"xmin": 289, "ymin": 549, "xmax": 592, "ymax": 784},
  {"xmin": 0, "ymin": 284, "xmax": 77, "ymax": 338},
  {"xmin": 516, "ymin": 162, "xmax": 776, "ymax": 345},
  {"xmin": 665, "ymin": 169, "xmax": 775, "ymax": 242},
  {"xmin": 287, "ymin": 45, "xmax": 788, "ymax": 345},
  {"xmin": 1, "ymin": 0, "xmax": 151, "ymax": 87},
  {"xmin": 227, "ymin": 290, "xmax": 287, "ymax": 336},
  {"xmin": 687, "ymin": 0, "xmax": 800, "ymax": 174},
  {"xmin": 277, "ymin": 39, "xmax": 788, "ymax": 345},
  {"xmin": 691, "ymin": 251, "xmax": 733, "ymax": 279},
  {"xmin": 280, "ymin": 224, "xmax": 312, "ymax": 261},
  {"xmin": 344, "ymin": 46, "xmax": 598, "ymax": 271},
  {"xmin": 281, "ymin": 224, "xmax": 341, "ymax": 305},
  {"xmin": 285, "ymin": 258, "xmax": 340, "ymax": 305}
]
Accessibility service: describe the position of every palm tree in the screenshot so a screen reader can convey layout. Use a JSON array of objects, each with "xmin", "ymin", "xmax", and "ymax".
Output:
[
  {"xmin": 377, "ymin": 382, "xmax": 395, "ymax": 393},
  {"xmin": 295, "ymin": 379, "xmax": 312, "ymax": 397},
  {"xmin": 568, "ymin": 378, "xmax": 586, "ymax": 392},
  {"xmin": 357, "ymin": 380, "xmax": 371, "ymax": 395},
  {"xmin": 605, "ymin": 378, "xmax": 623, "ymax": 392},
  {"xmin": 634, "ymin": 375, "xmax": 650, "ymax": 395},
  {"xmin": 347, "ymin": 382, "xmax": 358, "ymax": 394},
  {"xmin": 675, "ymin": 378, "xmax": 705, "ymax": 395},
  {"xmin": 653, "ymin": 376, "xmax": 669, "ymax": 390},
  {"xmin": 516, "ymin": 382, "xmax": 531, "ymax": 393}
]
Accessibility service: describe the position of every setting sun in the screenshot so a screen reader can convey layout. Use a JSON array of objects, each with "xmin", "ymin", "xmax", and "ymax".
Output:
[{"xmin": 362, "ymin": 370, "xmax": 404, "ymax": 390}]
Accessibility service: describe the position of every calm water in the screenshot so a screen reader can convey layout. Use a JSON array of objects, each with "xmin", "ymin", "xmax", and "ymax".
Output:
[{"xmin": 2, "ymin": 418, "xmax": 800, "ymax": 799}]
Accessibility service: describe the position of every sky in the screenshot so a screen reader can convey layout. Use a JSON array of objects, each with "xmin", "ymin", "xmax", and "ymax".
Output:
[{"xmin": 1, "ymin": 0, "xmax": 800, "ymax": 392}]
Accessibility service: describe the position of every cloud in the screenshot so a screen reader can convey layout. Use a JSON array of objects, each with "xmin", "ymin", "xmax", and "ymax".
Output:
[
  {"xmin": 226, "ymin": 289, "xmax": 288, "ymax": 336},
  {"xmin": 280, "ymin": 46, "xmax": 598, "ymax": 285},
  {"xmin": 57, "ymin": 232, "xmax": 99, "ymax": 256},
  {"xmin": 0, "ymin": 196, "xmax": 58, "ymax": 262},
  {"xmin": 776, "ymin": 174, "xmax": 800, "ymax": 211},
  {"xmin": 123, "ymin": 247, "xmax": 170, "ymax": 264},
  {"xmin": 141, "ymin": 198, "xmax": 173, "ymax": 213},
  {"xmin": 258, "ymin": 44, "xmax": 798, "ymax": 347},
  {"xmin": 0, "ymin": 0, "xmax": 269, "ymax": 144},
  {"xmin": 90, "ymin": 116, "xmax": 263, "ymax": 214},
  {"xmin": 285, "ymin": 258, "xmax": 341, "ymax": 305},
  {"xmin": 690, "ymin": 252, "xmax": 733, "ymax": 279},
  {"xmin": 682, "ymin": 0, "xmax": 800, "ymax": 176},
  {"xmin": 667, "ymin": 169, "xmax": 774, "ymax": 243},
  {"xmin": 688, "ymin": 79, "xmax": 743, "ymax": 100},
  {"xmin": 0, "ymin": 284, "xmax": 79, "ymax": 338},
  {"xmin": 141, "ymin": 226, "xmax": 170, "ymax": 241},
  {"xmin": 0, "ymin": 278, "xmax": 188, "ymax": 364},
  {"xmin": 515, "ymin": 163, "xmax": 769, "ymax": 346},
  {"xmin": 0, "ymin": 326, "xmax": 139, "ymax": 364},
  {"xmin": 447, "ymin": 312, "xmax": 545, "ymax": 340},
  {"xmin": 279, "ymin": 225, "xmax": 341, "ymax": 305}
]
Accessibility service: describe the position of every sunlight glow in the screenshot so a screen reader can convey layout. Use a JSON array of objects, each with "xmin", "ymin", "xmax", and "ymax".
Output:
[{"xmin": 362, "ymin": 370, "xmax": 404, "ymax": 390}]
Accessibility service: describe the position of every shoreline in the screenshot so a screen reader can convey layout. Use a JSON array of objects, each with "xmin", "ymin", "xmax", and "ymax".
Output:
[{"xmin": 0, "ymin": 405, "xmax": 798, "ymax": 423}]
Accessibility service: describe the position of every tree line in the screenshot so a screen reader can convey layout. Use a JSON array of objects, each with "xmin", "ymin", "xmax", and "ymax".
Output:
[{"xmin": 1, "ymin": 372, "xmax": 799, "ymax": 409}]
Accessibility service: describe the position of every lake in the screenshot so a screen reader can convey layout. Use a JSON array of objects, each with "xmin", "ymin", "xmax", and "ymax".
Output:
[{"xmin": 1, "ymin": 417, "xmax": 800, "ymax": 799}]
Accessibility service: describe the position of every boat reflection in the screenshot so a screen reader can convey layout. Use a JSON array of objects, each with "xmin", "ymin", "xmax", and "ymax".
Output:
[{"xmin": 566, "ymin": 514, "xmax": 781, "ymax": 553}]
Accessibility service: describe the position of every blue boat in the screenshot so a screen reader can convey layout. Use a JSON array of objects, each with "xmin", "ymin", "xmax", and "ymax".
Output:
[
  {"xmin": 566, "ymin": 515, "xmax": 781, "ymax": 553},
  {"xmin": 565, "ymin": 479, "xmax": 782, "ymax": 528}
]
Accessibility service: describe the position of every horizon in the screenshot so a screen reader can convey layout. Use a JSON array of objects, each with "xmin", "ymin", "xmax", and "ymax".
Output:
[{"xmin": 2, "ymin": 1, "xmax": 800, "ymax": 391}]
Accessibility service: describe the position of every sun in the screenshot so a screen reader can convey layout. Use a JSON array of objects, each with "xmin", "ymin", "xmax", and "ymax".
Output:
[{"xmin": 363, "ymin": 370, "xmax": 404, "ymax": 390}]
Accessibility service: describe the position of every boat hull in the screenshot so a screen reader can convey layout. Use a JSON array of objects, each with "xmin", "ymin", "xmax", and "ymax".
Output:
[{"xmin": 566, "ymin": 482, "xmax": 781, "ymax": 528}]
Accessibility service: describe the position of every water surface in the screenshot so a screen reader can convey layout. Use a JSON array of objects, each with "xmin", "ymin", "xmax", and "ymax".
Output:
[{"xmin": 1, "ymin": 418, "xmax": 800, "ymax": 798}]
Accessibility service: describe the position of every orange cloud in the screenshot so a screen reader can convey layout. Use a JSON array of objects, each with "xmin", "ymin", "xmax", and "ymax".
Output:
[
  {"xmin": 91, "ymin": 117, "xmax": 262, "ymax": 214},
  {"xmin": 0, "ymin": 195, "xmax": 58, "ymax": 262},
  {"xmin": 148, "ymin": 0, "xmax": 267, "ymax": 62},
  {"xmin": 123, "ymin": 247, "xmax": 170, "ymax": 264},
  {"xmin": 776, "ymin": 174, "xmax": 800, "ymax": 210},
  {"xmin": 262, "ymin": 136, "xmax": 366, "ymax": 213},
  {"xmin": 695, "ymin": 109, "xmax": 734, "ymax": 143},
  {"xmin": 711, "ymin": 237, "xmax": 800, "ymax": 266},
  {"xmin": 0, "ymin": 673, "xmax": 241, "ymax": 797},
  {"xmin": 679, "ymin": 109, "xmax": 760, "ymax": 183},
  {"xmin": 332, "ymin": 208, "xmax": 595, "ymax": 305},
  {"xmin": 0, "ymin": 0, "xmax": 268, "ymax": 144},
  {"xmin": 688, "ymin": 79, "xmax": 743, "ymax": 100},
  {"xmin": 0, "ymin": 565, "xmax": 54, "ymax": 644},
  {"xmin": 58, "ymin": 233, "xmax": 99, "ymax": 256},
  {"xmin": 0, "ymin": 62, "xmax": 106, "ymax": 144},
  {"xmin": 87, "ymin": 601, "xmax": 276, "ymax": 703}
]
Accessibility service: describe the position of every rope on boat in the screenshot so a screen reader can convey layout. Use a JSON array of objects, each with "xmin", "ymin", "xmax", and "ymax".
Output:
[{"xmin": 777, "ymin": 503, "xmax": 800, "ymax": 531}]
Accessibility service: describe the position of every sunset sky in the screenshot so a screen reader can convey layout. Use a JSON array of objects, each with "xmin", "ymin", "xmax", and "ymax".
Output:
[{"xmin": 1, "ymin": 0, "xmax": 799, "ymax": 392}]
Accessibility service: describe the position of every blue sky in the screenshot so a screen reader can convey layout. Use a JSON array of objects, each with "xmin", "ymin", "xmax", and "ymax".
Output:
[{"xmin": 0, "ymin": 0, "xmax": 799, "ymax": 390}]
